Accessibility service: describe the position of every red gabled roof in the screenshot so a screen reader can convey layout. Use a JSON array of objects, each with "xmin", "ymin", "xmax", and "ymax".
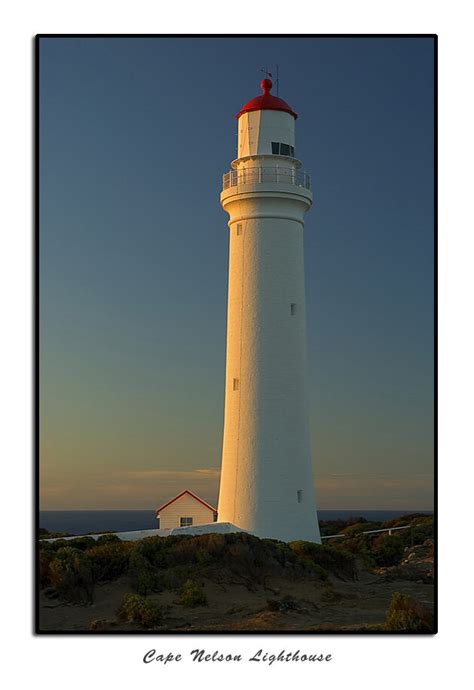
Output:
[
  {"xmin": 236, "ymin": 78, "xmax": 297, "ymax": 120},
  {"xmin": 155, "ymin": 489, "xmax": 217, "ymax": 516}
]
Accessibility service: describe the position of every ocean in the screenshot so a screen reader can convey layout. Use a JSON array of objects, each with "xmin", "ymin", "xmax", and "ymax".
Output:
[{"xmin": 39, "ymin": 509, "xmax": 433, "ymax": 536}]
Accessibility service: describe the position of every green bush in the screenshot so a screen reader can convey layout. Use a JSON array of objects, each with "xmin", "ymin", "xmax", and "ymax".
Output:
[
  {"xmin": 96, "ymin": 533, "xmax": 121, "ymax": 545},
  {"xmin": 39, "ymin": 549, "xmax": 55, "ymax": 587},
  {"xmin": 270, "ymin": 541, "xmax": 297, "ymax": 567},
  {"xmin": 163, "ymin": 564, "xmax": 196, "ymax": 591},
  {"xmin": 39, "ymin": 528, "xmax": 72, "ymax": 540},
  {"xmin": 340, "ymin": 522, "xmax": 381, "ymax": 537},
  {"xmin": 118, "ymin": 593, "xmax": 162, "ymax": 628},
  {"xmin": 266, "ymin": 595, "xmax": 299, "ymax": 612},
  {"xmin": 88, "ymin": 541, "xmax": 134, "ymax": 582},
  {"xmin": 64, "ymin": 536, "xmax": 97, "ymax": 551},
  {"xmin": 337, "ymin": 534, "xmax": 376, "ymax": 568},
  {"xmin": 128, "ymin": 550, "xmax": 162, "ymax": 595},
  {"xmin": 49, "ymin": 547, "xmax": 95, "ymax": 604},
  {"xmin": 410, "ymin": 522, "xmax": 434, "ymax": 545},
  {"xmin": 385, "ymin": 592, "xmax": 433, "ymax": 632},
  {"xmin": 289, "ymin": 541, "xmax": 357, "ymax": 580},
  {"xmin": 382, "ymin": 513, "xmax": 432, "ymax": 529},
  {"xmin": 372, "ymin": 534, "xmax": 405, "ymax": 566},
  {"xmin": 179, "ymin": 579, "xmax": 208, "ymax": 607}
]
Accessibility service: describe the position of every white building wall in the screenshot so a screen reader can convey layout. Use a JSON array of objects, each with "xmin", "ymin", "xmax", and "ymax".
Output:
[
  {"xmin": 218, "ymin": 186, "xmax": 321, "ymax": 543},
  {"xmin": 158, "ymin": 494, "xmax": 215, "ymax": 530},
  {"xmin": 238, "ymin": 110, "xmax": 296, "ymax": 159}
]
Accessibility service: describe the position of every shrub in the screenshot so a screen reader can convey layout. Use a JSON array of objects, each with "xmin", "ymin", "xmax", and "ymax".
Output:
[
  {"xmin": 289, "ymin": 541, "xmax": 357, "ymax": 580},
  {"xmin": 339, "ymin": 535, "xmax": 377, "ymax": 568},
  {"xmin": 266, "ymin": 595, "xmax": 299, "ymax": 612},
  {"xmin": 96, "ymin": 533, "xmax": 121, "ymax": 545},
  {"xmin": 385, "ymin": 592, "xmax": 433, "ymax": 632},
  {"xmin": 88, "ymin": 541, "xmax": 134, "ymax": 582},
  {"xmin": 340, "ymin": 522, "xmax": 381, "ymax": 537},
  {"xmin": 271, "ymin": 541, "xmax": 297, "ymax": 567},
  {"xmin": 162, "ymin": 564, "xmax": 196, "ymax": 591},
  {"xmin": 118, "ymin": 593, "xmax": 162, "ymax": 628},
  {"xmin": 382, "ymin": 513, "xmax": 432, "ymax": 529},
  {"xmin": 49, "ymin": 547, "xmax": 95, "ymax": 604},
  {"xmin": 128, "ymin": 550, "xmax": 162, "ymax": 595},
  {"xmin": 410, "ymin": 522, "xmax": 434, "ymax": 545},
  {"xmin": 135, "ymin": 536, "xmax": 174, "ymax": 568},
  {"xmin": 65, "ymin": 536, "xmax": 97, "ymax": 551},
  {"xmin": 39, "ymin": 549, "xmax": 55, "ymax": 587},
  {"xmin": 372, "ymin": 535, "xmax": 405, "ymax": 566},
  {"xmin": 45, "ymin": 538, "xmax": 69, "ymax": 552},
  {"xmin": 313, "ymin": 564, "xmax": 329, "ymax": 581},
  {"xmin": 170, "ymin": 537, "xmax": 212, "ymax": 566},
  {"xmin": 179, "ymin": 579, "xmax": 207, "ymax": 607}
]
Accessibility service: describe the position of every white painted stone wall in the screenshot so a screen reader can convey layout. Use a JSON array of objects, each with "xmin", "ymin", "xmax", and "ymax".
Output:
[
  {"xmin": 218, "ymin": 107, "xmax": 321, "ymax": 544},
  {"xmin": 158, "ymin": 493, "xmax": 215, "ymax": 530}
]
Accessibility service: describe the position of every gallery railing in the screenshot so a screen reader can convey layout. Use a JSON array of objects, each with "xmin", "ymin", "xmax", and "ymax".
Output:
[{"xmin": 222, "ymin": 167, "xmax": 311, "ymax": 191}]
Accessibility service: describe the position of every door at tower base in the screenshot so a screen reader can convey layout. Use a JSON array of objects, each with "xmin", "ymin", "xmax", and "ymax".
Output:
[{"xmin": 217, "ymin": 79, "xmax": 321, "ymax": 545}]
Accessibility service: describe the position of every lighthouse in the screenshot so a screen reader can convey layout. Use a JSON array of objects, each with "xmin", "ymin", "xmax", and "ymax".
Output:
[{"xmin": 217, "ymin": 78, "xmax": 321, "ymax": 544}]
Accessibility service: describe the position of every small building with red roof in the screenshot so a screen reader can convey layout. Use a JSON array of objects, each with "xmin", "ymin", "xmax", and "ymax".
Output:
[{"xmin": 155, "ymin": 490, "xmax": 217, "ymax": 530}]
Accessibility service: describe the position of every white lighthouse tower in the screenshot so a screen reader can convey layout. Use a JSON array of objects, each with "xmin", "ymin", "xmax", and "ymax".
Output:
[{"xmin": 217, "ymin": 78, "xmax": 321, "ymax": 544}]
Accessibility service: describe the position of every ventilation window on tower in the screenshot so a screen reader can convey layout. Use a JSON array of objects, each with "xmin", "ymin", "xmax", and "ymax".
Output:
[
  {"xmin": 297, "ymin": 490, "xmax": 303, "ymax": 503},
  {"xmin": 233, "ymin": 378, "xmax": 239, "ymax": 391},
  {"xmin": 291, "ymin": 303, "xmax": 297, "ymax": 316},
  {"xmin": 236, "ymin": 223, "xmax": 242, "ymax": 236}
]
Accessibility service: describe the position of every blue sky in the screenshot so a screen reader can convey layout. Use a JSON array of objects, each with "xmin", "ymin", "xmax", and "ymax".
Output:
[{"xmin": 39, "ymin": 36, "xmax": 434, "ymax": 510}]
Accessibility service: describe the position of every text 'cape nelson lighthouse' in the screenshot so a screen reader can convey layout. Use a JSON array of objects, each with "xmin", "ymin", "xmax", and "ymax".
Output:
[{"xmin": 217, "ymin": 78, "xmax": 321, "ymax": 543}]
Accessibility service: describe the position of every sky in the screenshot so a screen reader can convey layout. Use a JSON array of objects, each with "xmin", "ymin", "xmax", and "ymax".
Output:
[{"xmin": 39, "ymin": 36, "xmax": 435, "ymax": 511}]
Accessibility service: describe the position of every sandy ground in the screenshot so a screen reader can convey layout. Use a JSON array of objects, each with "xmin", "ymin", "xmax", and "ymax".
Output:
[{"xmin": 39, "ymin": 567, "xmax": 435, "ymax": 633}]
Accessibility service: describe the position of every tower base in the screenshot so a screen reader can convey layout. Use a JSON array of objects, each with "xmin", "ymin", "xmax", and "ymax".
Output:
[
  {"xmin": 169, "ymin": 521, "xmax": 246, "ymax": 536},
  {"xmin": 169, "ymin": 521, "xmax": 321, "ymax": 544}
]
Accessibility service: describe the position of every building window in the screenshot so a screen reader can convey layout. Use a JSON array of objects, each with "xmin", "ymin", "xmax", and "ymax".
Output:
[
  {"xmin": 180, "ymin": 517, "xmax": 193, "ymax": 527},
  {"xmin": 297, "ymin": 490, "xmax": 303, "ymax": 503},
  {"xmin": 233, "ymin": 378, "xmax": 239, "ymax": 391},
  {"xmin": 271, "ymin": 142, "xmax": 294, "ymax": 157},
  {"xmin": 236, "ymin": 223, "xmax": 242, "ymax": 236},
  {"xmin": 290, "ymin": 303, "xmax": 297, "ymax": 315}
]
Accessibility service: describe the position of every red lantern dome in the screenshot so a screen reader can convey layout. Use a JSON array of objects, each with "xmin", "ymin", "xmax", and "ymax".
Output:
[{"xmin": 236, "ymin": 79, "xmax": 298, "ymax": 120}]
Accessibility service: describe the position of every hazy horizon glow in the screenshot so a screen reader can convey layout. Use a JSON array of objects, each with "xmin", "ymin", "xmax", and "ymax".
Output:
[{"xmin": 39, "ymin": 36, "xmax": 435, "ymax": 511}]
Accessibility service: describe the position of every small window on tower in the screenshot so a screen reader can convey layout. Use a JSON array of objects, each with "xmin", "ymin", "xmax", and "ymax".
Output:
[
  {"xmin": 297, "ymin": 490, "xmax": 303, "ymax": 503},
  {"xmin": 233, "ymin": 378, "xmax": 239, "ymax": 391},
  {"xmin": 280, "ymin": 143, "xmax": 290, "ymax": 156},
  {"xmin": 271, "ymin": 141, "xmax": 280, "ymax": 155},
  {"xmin": 291, "ymin": 303, "xmax": 297, "ymax": 315},
  {"xmin": 289, "ymin": 145, "xmax": 295, "ymax": 157},
  {"xmin": 236, "ymin": 223, "xmax": 242, "ymax": 236}
]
